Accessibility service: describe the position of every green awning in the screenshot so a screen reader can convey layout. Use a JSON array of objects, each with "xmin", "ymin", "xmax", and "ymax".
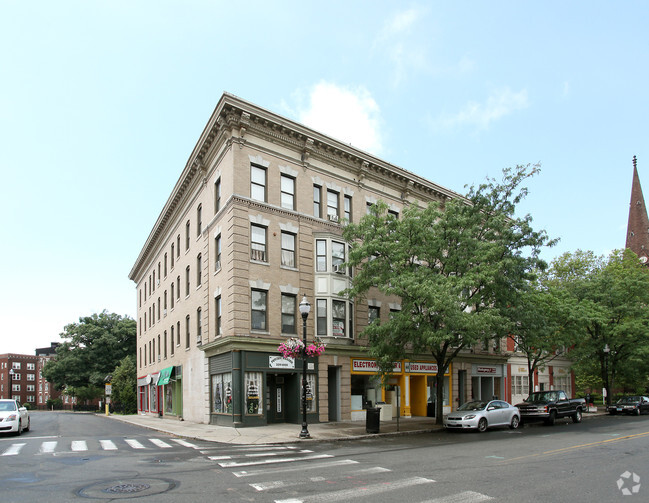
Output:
[{"xmin": 157, "ymin": 366, "xmax": 174, "ymax": 386}]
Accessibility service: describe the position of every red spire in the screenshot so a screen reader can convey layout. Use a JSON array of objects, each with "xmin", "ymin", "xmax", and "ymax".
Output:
[{"xmin": 626, "ymin": 156, "xmax": 649, "ymax": 264}]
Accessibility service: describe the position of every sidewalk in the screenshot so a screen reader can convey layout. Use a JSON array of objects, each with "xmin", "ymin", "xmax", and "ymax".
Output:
[
  {"xmin": 107, "ymin": 413, "xmax": 441, "ymax": 445},
  {"xmin": 106, "ymin": 408, "xmax": 607, "ymax": 445}
]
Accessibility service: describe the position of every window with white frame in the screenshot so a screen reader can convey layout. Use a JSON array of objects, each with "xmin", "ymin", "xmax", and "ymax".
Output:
[
  {"xmin": 251, "ymin": 164, "xmax": 266, "ymax": 202},
  {"xmin": 332, "ymin": 300, "xmax": 346, "ymax": 337},
  {"xmin": 344, "ymin": 195, "xmax": 352, "ymax": 221},
  {"xmin": 215, "ymin": 234, "xmax": 222, "ymax": 271},
  {"xmin": 313, "ymin": 184, "xmax": 322, "ymax": 218},
  {"xmin": 251, "ymin": 289, "xmax": 268, "ymax": 331},
  {"xmin": 196, "ymin": 307, "xmax": 202, "ymax": 344},
  {"xmin": 281, "ymin": 232, "xmax": 296, "ymax": 268},
  {"xmin": 316, "ymin": 240, "xmax": 327, "ymax": 272},
  {"xmin": 368, "ymin": 305, "xmax": 380, "ymax": 324},
  {"xmin": 196, "ymin": 254, "xmax": 202, "ymax": 286},
  {"xmin": 215, "ymin": 295, "xmax": 222, "ymax": 336},
  {"xmin": 197, "ymin": 204, "xmax": 202, "ymax": 236},
  {"xmin": 280, "ymin": 175, "xmax": 295, "ymax": 210},
  {"xmin": 332, "ymin": 241, "xmax": 345, "ymax": 273},
  {"xmin": 26, "ymin": 374, "xmax": 35, "ymax": 381},
  {"xmin": 281, "ymin": 294, "xmax": 297, "ymax": 334},
  {"xmin": 251, "ymin": 224, "xmax": 267, "ymax": 262},
  {"xmin": 316, "ymin": 299, "xmax": 327, "ymax": 336},
  {"xmin": 215, "ymin": 177, "xmax": 221, "ymax": 213},
  {"xmin": 27, "ymin": 363, "xmax": 35, "ymax": 371},
  {"xmin": 185, "ymin": 220, "xmax": 190, "ymax": 250},
  {"xmin": 327, "ymin": 190, "xmax": 339, "ymax": 219},
  {"xmin": 12, "ymin": 362, "xmax": 21, "ymax": 370}
]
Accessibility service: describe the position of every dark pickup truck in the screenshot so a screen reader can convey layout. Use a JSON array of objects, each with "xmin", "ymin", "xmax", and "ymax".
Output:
[{"xmin": 516, "ymin": 390, "xmax": 586, "ymax": 425}]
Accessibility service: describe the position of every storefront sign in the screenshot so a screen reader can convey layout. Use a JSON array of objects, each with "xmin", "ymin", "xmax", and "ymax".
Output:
[
  {"xmin": 352, "ymin": 359, "xmax": 401, "ymax": 373},
  {"xmin": 269, "ymin": 356, "xmax": 295, "ymax": 369},
  {"xmin": 477, "ymin": 366, "xmax": 497, "ymax": 374},
  {"xmin": 407, "ymin": 362, "xmax": 439, "ymax": 373}
]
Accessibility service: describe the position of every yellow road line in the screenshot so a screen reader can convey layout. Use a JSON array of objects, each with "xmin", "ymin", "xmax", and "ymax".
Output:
[{"xmin": 501, "ymin": 431, "xmax": 649, "ymax": 464}]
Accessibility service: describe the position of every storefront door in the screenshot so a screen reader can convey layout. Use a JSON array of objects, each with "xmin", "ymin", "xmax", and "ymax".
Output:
[{"xmin": 267, "ymin": 374, "xmax": 285, "ymax": 423}]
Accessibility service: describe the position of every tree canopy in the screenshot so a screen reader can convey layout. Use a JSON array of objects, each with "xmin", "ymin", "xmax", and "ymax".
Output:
[
  {"xmin": 43, "ymin": 311, "xmax": 136, "ymax": 400},
  {"xmin": 548, "ymin": 249, "xmax": 649, "ymax": 402},
  {"xmin": 343, "ymin": 164, "xmax": 554, "ymax": 422}
]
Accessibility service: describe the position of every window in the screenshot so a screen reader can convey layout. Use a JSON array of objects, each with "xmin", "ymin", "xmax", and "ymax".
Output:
[
  {"xmin": 164, "ymin": 253, "xmax": 168, "ymax": 277},
  {"xmin": 388, "ymin": 209, "xmax": 399, "ymax": 219},
  {"xmin": 305, "ymin": 374, "xmax": 316, "ymax": 413},
  {"xmin": 153, "ymin": 270, "xmax": 156, "ymax": 291},
  {"xmin": 215, "ymin": 234, "xmax": 222, "ymax": 271},
  {"xmin": 171, "ymin": 243, "xmax": 175, "ymax": 268},
  {"xmin": 157, "ymin": 334, "xmax": 161, "ymax": 361},
  {"xmin": 185, "ymin": 221, "xmax": 191, "ymax": 250},
  {"xmin": 176, "ymin": 276, "xmax": 181, "ymax": 300},
  {"xmin": 215, "ymin": 178, "xmax": 221, "ymax": 213},
  {"xmin": 280, "ymin": 175, "xmax": 295, "ymax": 210},
  {"xmin": 316, "ymin": 240, "xmax": 327, "ymax": 272},
  {"xmin": 215, "ymin": 296, "xmax": 222, "ymax": 336},
  {"xmin": 170, "ymin": 326, "xmax": 175, "ymax": 355},
  {"xmin": 152, "ymin": 338, "xmax": 156, "ymax": 363},
  {"xmin": 185, "ymin": 315, "xmax": 190, "ymax": 348},
  {"xmin": 245, "ymin": 372, "xmax": 262, "ymax": 415},
  {"xmin": 185, "ymin": 266, "xmax": 190, "ymax": 296},
  {"xmin": 251, "ymin": 164, "xmax": 266, "ymax": 202},
  {"xmin": 281, "ymin": 294, "xmax": 297, "ymax": 334},
  {"xmin": 176, "ymin": 321, "xmax": 180, "ymax": 346},
  {"xmin": 344, "ymin": 195, "xmax": 352, "ymax": 221},
  {"xmin": 196, "ymin": 254, "xmax": 202, "ymax": 286},
  {"xmin": 316, "ymin": 299, "xmax": 327, "ymax": 336},
  {"xmin": 170, "ymin": 284, "xmax": 175, "ymax": 309},
  {"xmin": 332, "ymin": 241, "xmax": 345, "ymax": 273},
  {"xmin": 197, "ymin": 204, "xmax": 202, "ymax": 236},
  {"xmin": 164, "ymin": 331, "xmax": 167, "ymax": 359},
  {"xmin": 212, "ymin": 372, "xmax": 232, "ymax": 414},
  {"xmin": 251, "ymin": 289, "xmax": 267, "ymax": 331},
  {"xmin": 332, "ymin": 300, "xmax": 346, "ymax": 337},
  {"xmin": 313, "ymin": 184, "xmax": 322, "ymax": 218},
  {"xmin": 176, "ymin": 235, "xmax": 181, "ymax": 257},
  {"xmin": 12, "ymin": 362, "xmax": 21, "ymax": 370},
  {"xmin": 197, "ymin": 307, "xmax": 202, "ymax": 344},
  {"xmin": 157, "ymin": 297, "xmax": 161, "ymax": 320},
  {"xmin": 27, "ymin": 363, "xmax": 35, "ymax": 371},
  {"xmin": 281, "ymin": 232, "xmax": 296, "ymax": 268},
  {"xmin": 12, "ymin": 384, "xmax": 20, "ymax": 392},
  {"xmin": 27, "ymin": 374, "xmax": 35, "ymax": 381},
  {"xmin": 251, "ymin": 224, "xmax": 267, "ymax": 262},
  {"xmin": 327, "ymin": 190, "xmax": 339, "ymax": 219},
  {"xmin": 368, "ymin": 306, "xmax": 380, "ymax": 324}
]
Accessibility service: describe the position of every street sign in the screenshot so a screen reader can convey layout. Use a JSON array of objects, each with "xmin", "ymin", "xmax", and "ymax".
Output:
[{"xmin": 105, "ymin": 383, "xmax": 112, "ymax": 396}]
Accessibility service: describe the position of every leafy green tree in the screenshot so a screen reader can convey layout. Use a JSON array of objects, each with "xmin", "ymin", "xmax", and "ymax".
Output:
[
  {"xmin": 43, "ymin": 311, "xmax": 136, "ymax": 400},
  {"xmin": 550, "ymin": 249, "xmax": 649, "ymax": 405},
  {"xmin": 504, "ymin": 261, "xmax": 584, "ymax": 396},
  {"xmin": 343, "ymin": 165, "xmax": 554, "ymax": 422},
  {"xmin": 111, "ymin": 355, "xmax": 137, "ymax": 414}
]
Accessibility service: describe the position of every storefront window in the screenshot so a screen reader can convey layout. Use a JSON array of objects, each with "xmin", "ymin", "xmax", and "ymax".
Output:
[
  {"xmin": 212, "ymin": 372, "xmax": 232, "ymax": 414},
  {"xmin": 245, "ymin": 372, "xmax": 262, "ymax": 415},
  {"xmin": 165, "ymin": 386, "xmax": 173, "ymax": 413},
  {"xmin": 150, "ymin": 385, "xmax": 158, "ymax": 411},
  {"xmin": 427, "ymin": 376, "xmax": 450, "ymax": 406},
  {"xmin": 306, "ymin": 374, "xmax": 316, "ymax": 413}
]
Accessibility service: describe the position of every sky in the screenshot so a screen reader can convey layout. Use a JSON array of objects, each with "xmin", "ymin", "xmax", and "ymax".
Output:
[{"xmin": 1, "ymin": 1, "xmax": 647, "ymax": 354}]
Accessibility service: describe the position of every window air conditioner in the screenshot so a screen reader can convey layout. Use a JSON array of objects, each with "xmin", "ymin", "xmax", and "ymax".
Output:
[
  {"xmin": 333, "ymin": 264, "xmax": 345, "ymax": 274},
  {"xmin": 328, "ymin": 214, "xmax": 339, "ymax": 222}
]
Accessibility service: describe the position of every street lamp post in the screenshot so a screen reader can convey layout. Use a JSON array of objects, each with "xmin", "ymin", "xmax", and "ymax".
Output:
[
  {"xmin": 299, "ymin": 295, "xmax": 311, "ymax": 439},
  {"xmin": 603, "ymin": 344, "xmax": 610, "ymax": 407}
]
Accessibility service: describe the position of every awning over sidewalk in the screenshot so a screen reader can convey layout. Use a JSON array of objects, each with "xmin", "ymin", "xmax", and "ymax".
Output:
[{"xmin": 157, "ymin": 366, "xmax": 174, "ymax": 385}]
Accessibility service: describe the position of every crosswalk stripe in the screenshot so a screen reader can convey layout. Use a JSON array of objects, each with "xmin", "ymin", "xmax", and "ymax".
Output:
[
  {"xmin": 100, "ymin": 440, "xmax": 118, "ymax": 450},
  {"xmin": 149, "ymin": 438, "xmax": 172, "ymax": 448},
  {"xmin": 249, "ymin": 466, "xmax": 393, "ymax": 492},
  {"xmin": 274, "ymin": 476, "xmax": 435, "ymax": 503},
  {"xmin": 171, "ymin": 439, "xmax": 199, "ymax": 449},
  {"xmin": 40, "ymin": 441, "xmax": 57, "ymax": 453},
  {"xmin": 2, "ymin": 443, "xmax": 26, "ymax": 456},
  {"xmin": 71, "ymin": 441, "xmax": 87, "ymax": 451},
  {"xmin": 125, "ymin": 439, "xmax": 146, "ymax": 449},
  {"xmin": 421, "ymin": 491, "xmax": 494, "ymax": 503},
  {"xmin": 219, "ymin": 453, "xmax": 333, "ymax": 468},
  {"xmin": 232, "ymin": 459, "xmax": 359, "ymax": 478}
]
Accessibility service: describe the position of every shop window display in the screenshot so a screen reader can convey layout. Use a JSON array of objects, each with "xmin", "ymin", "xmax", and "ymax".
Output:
[{"xmin": 212, "ymin": 372, "xmax": 232, "ymax": 414}]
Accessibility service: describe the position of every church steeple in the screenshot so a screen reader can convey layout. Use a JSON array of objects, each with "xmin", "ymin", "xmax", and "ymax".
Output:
[{"xmin": 626, "ymin": 156, "xmax": 649, "ymax": 264}]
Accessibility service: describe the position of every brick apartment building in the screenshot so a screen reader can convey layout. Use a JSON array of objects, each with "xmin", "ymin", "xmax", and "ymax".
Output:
[{"xmin": 130, "ymin": 93, "xmax": 574, "ymax": 427}]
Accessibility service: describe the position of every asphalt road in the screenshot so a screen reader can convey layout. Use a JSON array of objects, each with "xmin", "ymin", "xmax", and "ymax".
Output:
[{"xmin": 1, "ymin": 411, "xmax": 647, "ymax": 502}]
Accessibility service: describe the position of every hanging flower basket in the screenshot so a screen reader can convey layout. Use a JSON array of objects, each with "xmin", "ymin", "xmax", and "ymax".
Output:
[{"xmin": 278, "ymin": 337, "xmax": 326, "ymax": 359}]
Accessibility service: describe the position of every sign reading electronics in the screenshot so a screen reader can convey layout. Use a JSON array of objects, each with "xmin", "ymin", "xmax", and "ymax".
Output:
[{"xmin": 352, "ymin": 359, "xmax": 402, "ymax": 373}]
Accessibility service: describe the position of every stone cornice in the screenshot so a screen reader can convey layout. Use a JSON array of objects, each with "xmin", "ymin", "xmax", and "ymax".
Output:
[{"xmin": 129, "ymin": 92, "xmax": 463, "ymax": 282}]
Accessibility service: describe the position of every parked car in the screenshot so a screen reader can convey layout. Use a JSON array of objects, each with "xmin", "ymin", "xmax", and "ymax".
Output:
[
  {"xmin": 608, "ymin": 396, "xmax": 649, "ymax": 416},
  {"xmin": 444, "ymin": 400, "xmax": 520, "ymax": 432},
  {"xmin": 0, "ymin": 399, "xmax": 30, "ymax": 435},
  {"xmin": 516, "ymin": 390, "xmax": 585, "ymax": 425}
]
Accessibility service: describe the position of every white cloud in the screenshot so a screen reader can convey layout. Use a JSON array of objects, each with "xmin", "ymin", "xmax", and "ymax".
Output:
[
  {"xmin": 435, "ymin": 87, "xmax": 530, "ymax": 131},
  {"xmin": 290, "ymin": 82, "xmax": 384, "ymax": 155},
  {"xmin": 374, "ymin": 6, "xmax": 430, "ymax": 87}
]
